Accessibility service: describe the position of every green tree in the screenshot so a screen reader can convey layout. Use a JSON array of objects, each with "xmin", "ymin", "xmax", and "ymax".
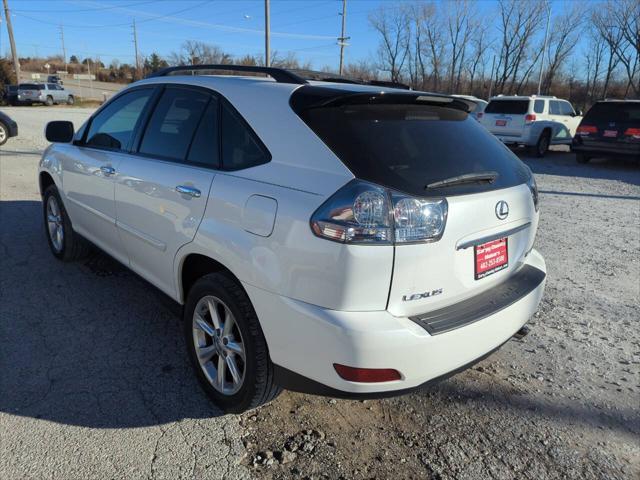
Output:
[{"xmin": 144, "ymin": 53, "xmax": 168, "ymax": 74}]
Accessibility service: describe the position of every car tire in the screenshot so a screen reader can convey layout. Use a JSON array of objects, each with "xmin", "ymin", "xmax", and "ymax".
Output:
[
  {"xmin": 43, "ymin": 185, "xmax": 90, "ymax": 261},
  {"xmin": 533, "ymin": 131, "xmax": 550, "ymax": 158},
  {"xmin": 0, "ymin": 121, "xmax": 8, "ymax": 146},
  {"xmin": 183, "ymin": 272, "xmax": 281, "ymax": 413},
  {"xmin": 576, "ymin": 153, "xmax": 591, "ymax": 164},
  {"xmin": 45, "ymin": 96, "xmax": 54, "ymax": 106},
  {"xmin": 67, "ymin": 95, "xmax": 75, "ymax": 105}
]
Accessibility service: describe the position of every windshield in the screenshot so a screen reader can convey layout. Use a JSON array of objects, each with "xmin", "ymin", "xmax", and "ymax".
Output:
[
  {"xmin": 294, "ymin": 101, "xmax": 530, "ymax": 197},
  {"xmin": 485, "ymin": 100, "xmax": 529, "ymax": 114}
]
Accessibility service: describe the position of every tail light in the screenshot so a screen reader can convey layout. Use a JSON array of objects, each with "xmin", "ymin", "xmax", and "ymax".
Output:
[
  {"xmin": 524, "ymin": 114, "xmax": 536, "ymax": 124},
  {"xmin": 310, "ymin": 180, "xmax": 447, "ymax": 245},
  {"xmin": 577, "ymin": 125, "xmax": 597, "ymax": 135},
  {"xmin": 623, "ymin": 128, "xmax": 640, "ymax": 138}
]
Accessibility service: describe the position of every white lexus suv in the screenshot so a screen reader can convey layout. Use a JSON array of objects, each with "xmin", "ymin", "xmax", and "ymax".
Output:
[
  {"xmin": 39, "ymin": 65, "xmax": 546, "ymax": 413},
  {"xmin": 479, "ymin": 95, "xmax": 582, "ymax": 157}
]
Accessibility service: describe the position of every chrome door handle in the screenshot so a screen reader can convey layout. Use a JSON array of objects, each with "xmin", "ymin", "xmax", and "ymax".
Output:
[
  {"xmin": 100, "ymin": 166, "xmax": 116, "ymax": 176},
  {"xmin": 175, "ymin": 185, "xmax": 201, "ymax": 198}
]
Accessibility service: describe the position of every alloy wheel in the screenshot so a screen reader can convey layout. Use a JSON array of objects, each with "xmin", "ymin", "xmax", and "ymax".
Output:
[
  {"xmin": 192, "ymin": 295, "xmax": 246, "ymax": 395},
  {"xmin": 46, "ymin": 195, "xmax": 64, "ymax": 252}
]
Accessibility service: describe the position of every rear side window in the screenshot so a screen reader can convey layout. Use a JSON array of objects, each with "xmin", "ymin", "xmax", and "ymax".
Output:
[
  {"xmin": 86, "ymin": 89, "xmax": 153, "ymax": 151},
  {"xmin": 534, "ymin": 100, "xmax": 545, "ymax": 113},
  {"xmin": 19, "ymin": 83, "xmax": 43, "ymax": 90},
  {"xmin": 549, "ymin": 101, "xmax": 561, "ymax": 115},
  {"xmin": 187, "ymin": 97, "xmax": 220, "ymax": 167},
  {"xmin": 295, "ymin": 101, "xmax": 530, "ymax": 197},
  {"xmin": 584, "ymin": 102, "xmax": 640, "ymax": 123},
  {"xmin": 484, "ymin": 100, "xmax": 529, "ymax": 114},
  {"xmin": 221, "ymin": 102, "xmax": 270, "ymax": 170},
  {"xmin": 139, "ymin": 87, "xmax": 210, "ymax": 162}
]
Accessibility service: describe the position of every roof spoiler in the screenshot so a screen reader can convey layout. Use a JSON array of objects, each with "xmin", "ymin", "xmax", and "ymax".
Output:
[{"xmin": 146, "ymin": 64, "xmax": 308, "ymax": 85}]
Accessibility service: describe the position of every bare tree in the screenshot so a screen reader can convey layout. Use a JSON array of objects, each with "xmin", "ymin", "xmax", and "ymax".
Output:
[
  {"xmin": 168, "ymin": 41, "xmax": 232, "ymax": 66},
  {"xmin": 369, "ymin": 4, "xmax": 411, "ymax": 82},
  {"xmin": 494, "ymin": 0, "xmax": 547, "ymax": 94},
  {"xmin": 445, "ymin": 0, "xmax": 475, "ymax": 93},
  {"xmin": 421, "ymin": 3, "xmax": 446, "ymax": 91},
  {"xmin": 541, "ymin": 5, "xmax": 584, "ymax": 94},
  {"xmin": 592, "ymin": 0, "xmax": 640, "ymax": 96}
]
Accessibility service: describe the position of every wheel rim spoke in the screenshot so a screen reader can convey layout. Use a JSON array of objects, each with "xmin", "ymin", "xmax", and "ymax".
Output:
[
  {"xmin": 194, "ymin": 314, "xmax": 215, "ymax": 337},
  {"xmin": 225, "ymin": 341, "xmax": 245, "ymax": 361},
  {"xmin": 222, "ymin": 309, "xmax": 235, "ymax": 336},
  {"xmin": 225, "ymin": 355, "xmax": 242, "ymax": 386},
  {"xmin": 197, "ymin": 344, "xmax": 216, "ymax": 364},
  {"xmin": 216, "ymin": 355, "xmax": 226, "ymax": 390},
  {"xmin": 207, "ymin": 299, "xmax": 222, "ymax": 329}
]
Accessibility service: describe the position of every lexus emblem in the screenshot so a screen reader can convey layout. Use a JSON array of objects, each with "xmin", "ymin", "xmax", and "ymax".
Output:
[{"xmin": 495, "ymin": 201, "xmax": 509, "ymax": 220}]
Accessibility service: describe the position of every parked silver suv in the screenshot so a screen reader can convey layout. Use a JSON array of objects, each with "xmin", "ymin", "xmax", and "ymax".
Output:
[{"xmin": 17, "ymin": 83, "xmax": 75, "ymax": 106}]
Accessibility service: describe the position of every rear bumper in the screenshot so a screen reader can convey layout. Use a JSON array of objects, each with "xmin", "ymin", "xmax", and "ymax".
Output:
[
  {"xmin": 572, "ymin": 139, "xmax": 640, "ymax": 159},
  {"xmin": 245, "ymin": 249, "xmax": 546, "ymax": 395}
]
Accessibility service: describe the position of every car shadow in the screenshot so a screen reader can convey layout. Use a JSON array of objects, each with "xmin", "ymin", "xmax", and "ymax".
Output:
[
  {"xmin": 0, "ymin": 200, "xmax": 225, "ymax": 429},
  {"xmin": 515, "ymin": 150, "xmax": 640, "ymax": 186}
]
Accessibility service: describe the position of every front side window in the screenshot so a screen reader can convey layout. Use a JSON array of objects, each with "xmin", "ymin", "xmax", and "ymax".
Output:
[
  {"xmin": 221, "ymin": 102, "xmax": 270, "ymax": 170},
  {"xmin": 534, "ymin": 100, "xmax": 545, "ymax": 113},
  {"xmin": 560, "ymin": 102, "xmax": 575, "ymax": 116},
  {"xmin": 85, "ymin": 89, "xmax": 153, "ymax": 151},
  {"xmin": 139, "ymin": 87, "xmax": 210, "ymax": 162},
  {"xmin": 549, "ymin": 101, "xmax": 561, "ymax": 115}
]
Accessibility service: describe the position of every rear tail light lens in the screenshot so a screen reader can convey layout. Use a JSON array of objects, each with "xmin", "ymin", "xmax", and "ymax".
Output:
[
  {"xmin": 577, "ymin": 125, "xmax": 597, "ymax": 135},
  {"xmin": 333, "ymin": 364, "xmax": 401, "ymax": 382},
  {"xmin": 624, "ymin": 128, "xmax": 640, "ymax": 138},
  {"xmin": 525, "ymin": 114, "xmax": 536, "ymax": 123},
  {"xmin": 311, "ymin": 180, "xmax": 447, "ymax": 245}
]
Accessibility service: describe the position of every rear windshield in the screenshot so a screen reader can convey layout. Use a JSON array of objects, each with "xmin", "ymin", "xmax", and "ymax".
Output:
[
  {"xmin": 584, "ymin": 102, "xmax": 640, "ymax": 124},
  {"xmin": 19, "ymin": 83, "xmax": 43, "ymax": 90},
  {"xmin": 295, "ymin": 101, "xmax": 530, "ymax": 197},
  {"xmin": 485, "ymin": 100, "xmax": 529, "ymax": 114}
]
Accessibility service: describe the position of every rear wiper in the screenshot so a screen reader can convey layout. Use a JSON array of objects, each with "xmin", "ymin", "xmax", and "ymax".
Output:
[{"xmin": 426, "ymin": 171, "xmax": 499, "ymax": 189}]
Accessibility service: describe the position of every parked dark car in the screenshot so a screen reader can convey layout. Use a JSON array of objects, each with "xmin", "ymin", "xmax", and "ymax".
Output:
[
  {"xmin": 2, "ymin": 85, "xmax": 18, "ymax": 105},
  {"xmin": 572, "ymin": 100, "xmax": 640, "ymax": 163},
  {"xmin": 0, "ymin": 110, "xmax": 18, "ymax": 146}
]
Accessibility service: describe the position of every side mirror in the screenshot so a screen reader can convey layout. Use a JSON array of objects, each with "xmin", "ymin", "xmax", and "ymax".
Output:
[
  {"xmin": 577, "ymin": 109, "xmax": 583, "ymax": 116},
  {"xmin": 45, "ymin": 121, "xmax": 74, "ymax": 143}
]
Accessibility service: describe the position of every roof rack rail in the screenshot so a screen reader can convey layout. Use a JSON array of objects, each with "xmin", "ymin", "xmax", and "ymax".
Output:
[
  {"xmin": 367, "ymin": 79, "xmax": 411, "ymax": 90},
  {"xmin": 288, "ymin": 69, "xmax": 361, "ymax": 84},
  {"xmin": 146, "ymin": 64, "xmax": 308, "ymax": 85}
]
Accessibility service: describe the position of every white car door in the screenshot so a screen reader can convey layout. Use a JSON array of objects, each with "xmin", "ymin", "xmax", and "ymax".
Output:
[
  {"xmin": 61, "ymin": 87, "xmax": 155, "ymax": 263},
  {"xmin": 114, "ymin": 86, "xmax": 217, "ymax": 297},
  {"xmin": 548, "ymin": 100, "xmax": 573, "ymax": 142}
]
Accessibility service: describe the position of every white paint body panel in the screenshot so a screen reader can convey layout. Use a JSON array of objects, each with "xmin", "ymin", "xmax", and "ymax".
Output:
[{"xmin": 39, "ymin": 75, "xmax": 546, "ymax": 394}]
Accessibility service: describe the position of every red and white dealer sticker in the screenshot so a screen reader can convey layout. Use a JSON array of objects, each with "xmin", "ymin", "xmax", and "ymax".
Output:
[{"xmin": 474, "ymin": 238, "xmax": 508, "ymax": 280}]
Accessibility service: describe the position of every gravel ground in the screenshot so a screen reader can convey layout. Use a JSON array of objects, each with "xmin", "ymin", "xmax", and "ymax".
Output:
[{"xmin": 1, "ymin": 107, "xmax": 638, "ymax": 480}]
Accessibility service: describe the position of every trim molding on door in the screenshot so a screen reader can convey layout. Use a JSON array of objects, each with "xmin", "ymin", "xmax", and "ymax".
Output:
[
  {"xmin": 116, "ymin": 220, "xmax": 167, "ymax": 251},
  {"xmin": 66, "ymin": 196, "xmax": 115, "ymax": 224}
]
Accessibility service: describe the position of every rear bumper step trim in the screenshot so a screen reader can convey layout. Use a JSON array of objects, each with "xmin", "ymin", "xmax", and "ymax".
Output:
[{"xmin": 409, "ymin": 264, "xmax": 546, "ymax": 335}]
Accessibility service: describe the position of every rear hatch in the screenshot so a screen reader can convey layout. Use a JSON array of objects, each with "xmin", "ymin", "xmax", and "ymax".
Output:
[
  {"xmin": 481, "ymin": 99, "xmax": 529, "ymax": 137},
  {"xmin": 292, "ymin": 87, "xmax": 538, "ymax": 317},
  {"xmin": 576, "ymin": 101, "xmax": 640, "ymax": 152},
  {"xmin": 18, "ymin": 83, "xmax": 43, "ymax": 100}
]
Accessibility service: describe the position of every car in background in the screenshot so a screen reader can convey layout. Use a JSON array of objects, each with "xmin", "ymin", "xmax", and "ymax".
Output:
[
  {"xmin": 451, "ymin": 94, "xmax": 487, "ymax": 121},
  {"xmin": 47, "ymin": 75, "xmax": 63, "ymax": 85},
  {"xmin": 1, "ymin": 85, "xmax": 19, "ymax": 106},
  {"xmin": 572, "ymin": 100, "xmax": 640, "ymax": 163},
  {"xmin": 0, "ymin": 110, "xmax": 18, "ymax": 146},
  {"xmin": 480, "ymin": 95, "xmax": 582, "ymax": 157},
  {"xmin": 16, "ymin": 83, "xmax": 75, "ymax": 106}
]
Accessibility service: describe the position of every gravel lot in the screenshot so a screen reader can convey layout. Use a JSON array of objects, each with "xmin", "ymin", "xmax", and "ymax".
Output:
[{"xmin": 1, "ymin": 106, "xmax": 638, "ymax": 480}]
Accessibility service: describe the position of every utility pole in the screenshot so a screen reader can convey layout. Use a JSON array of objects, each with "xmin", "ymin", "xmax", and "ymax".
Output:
[
  {"xmin": 59, "ymin": 24, "xmax": 67, "ymax": 73},
  {"xmin": 338, "ymin": 0, "xmax": 349, "ymax": 75},
  {"xmin": 537, "ymin": 3, "xmax": 551, "ymax": 95},
  {"xmin": 2, "ymin": 0, "xmax": 21, "ymax": 81},
  {"xmin": 132, "ymin": 19, "xmax": 140, "ymax": 79},
  {"xmin": 264, "ymin": 0, "xmax": 270, "ymax": 67}
]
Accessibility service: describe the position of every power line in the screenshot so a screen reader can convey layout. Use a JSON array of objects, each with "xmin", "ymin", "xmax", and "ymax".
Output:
[{"xmin": 13, "ymin": 0, "xmax": 161, "ymax": 14}]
